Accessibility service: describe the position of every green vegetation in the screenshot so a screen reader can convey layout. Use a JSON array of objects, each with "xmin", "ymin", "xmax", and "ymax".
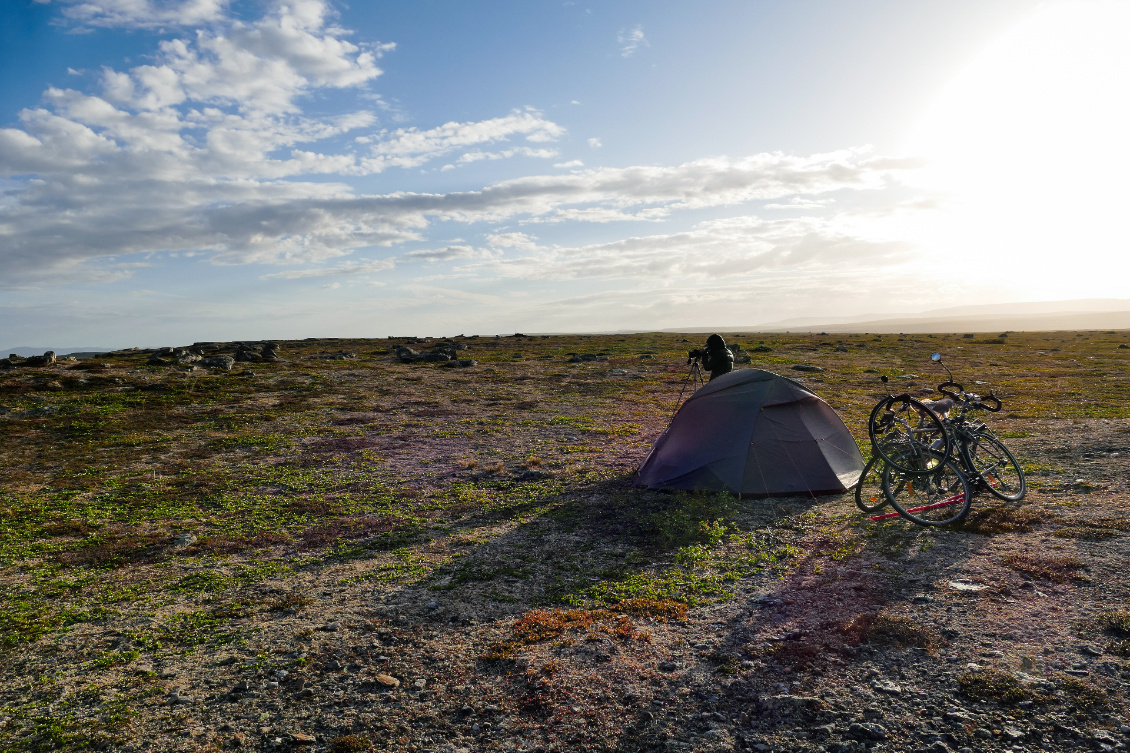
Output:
[{"xmin": 0, "ymin": 331, "xmax": 1127, "ymax": 749}]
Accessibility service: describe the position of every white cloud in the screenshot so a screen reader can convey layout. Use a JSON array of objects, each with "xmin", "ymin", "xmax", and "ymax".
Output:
[
  {"xmin": 260, "ymin": 259, "xmax": 396, "ymax": 279},
  {"xmin": 764, "ymin": 197, "xmax": 836, "ymax": 210},
  {"xmin": 486, "ymin": 232, "xmax": 538, "ymax": 250},
  {"xmin": 0, "ymin": 1, "xmax": 921, "ymax": 291},
  {"xmin": 618, "ymin": 25, "xmax": 648, "ymax": 58},
  {"xmin": 363, "ymin": 109, "xmax": 564, "ymax": 173},
  {"xmin": 554, "ymin": 159, "xmax": 583, "ymax": 169},
  {"xmin": 462, "ymin": 214, "xmax": 913, "ymax": 283},
  {"xmin": 587, "ymin": 137, "xmax": 602, "ymax": 149},
  {"xmin": 58, "ymin": 0, "xmax": 231, "ymax": 29}
]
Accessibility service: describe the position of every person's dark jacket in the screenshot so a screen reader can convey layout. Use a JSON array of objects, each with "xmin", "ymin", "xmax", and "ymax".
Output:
[{"xmin": 701, "ymin": 334, "xmax": 734, "ymax": 380}]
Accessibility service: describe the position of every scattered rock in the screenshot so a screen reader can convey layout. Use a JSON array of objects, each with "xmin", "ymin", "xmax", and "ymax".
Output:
[
  {"xmin": 166, "ymin": 690, "xmax": 193, "ymax": 705},
  {"xmin": 657, "ymin": 661, "xmax": 678, "ymax": 672},
  {"xmin": 759, "ymin": 695, "xmax": 824, "ymax": 714},
  {"xmin": 948, "ymin": 579, "xmax": 987, "ymax": 592},
  {"xmin": 871, "ymin": 679, "xmax": 902, "ymax": 695},
  {"xmin": 846, "ymin": 722, "xmax": 888, "ymax": 741},
  {"xmin": 171, "ymin": 533, "xmax": 197, "ymax": 548},
  {"xmin": 199, "ymin": 355, "xmax": 235, "ymax": 371},
  {"xmin": 791, "ymin": 364, "xmax": 824, "ymax": 372},
  {"xmin": 375, "ymin": 674, "xmax": 400, "ymax": 688},
  {"xmin": 292, "ymin": 732, "xmax": 316, "ymax": 744}
]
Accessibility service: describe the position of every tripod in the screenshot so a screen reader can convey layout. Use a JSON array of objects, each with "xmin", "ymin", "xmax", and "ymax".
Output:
[{"xmin": 671, "ymin": 359, "xmax": 706, "ymax": 419}]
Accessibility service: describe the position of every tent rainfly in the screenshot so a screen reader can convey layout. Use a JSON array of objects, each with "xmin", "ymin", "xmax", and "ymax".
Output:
[{"xmin": 636, "ymin": 369, "xmax": 865, "ymax": 497}]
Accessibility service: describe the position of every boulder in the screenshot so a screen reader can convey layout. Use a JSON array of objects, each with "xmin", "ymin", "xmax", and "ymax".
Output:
[
  {"xmin": 199, "ymin": 355, "xmax": 235, "ymax": 371},
  {"xmin": 22, "ymin": 351, "xmax": 56, "ymax": 367}
]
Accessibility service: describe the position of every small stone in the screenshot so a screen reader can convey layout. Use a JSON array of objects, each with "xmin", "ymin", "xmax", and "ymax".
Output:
[
  {"xmin": 324, "ymin": 659, "xmax": 342, "ymax": 671},
  {"xmin": 791, "ymin": 364, "xmax": 824, "ymax": 372},
  {"xmin": 1078, "ymin": 645, "xmax": 1103, "ymax": 657},
  {"xmin": 658, "ymin": 661, "xmax": 678, "ymax": 672},
  {"xmin": 413, "ymin": 679, "xmax": 427, "ymax": 690},
  {"xmin": 375, "ymin": 674, "xmax": 400, "ymax": 688},
  {"xmin": 324, "ymin": 621, "xmax": 340, "ymax": 631},
  {"xmin": 847, "ymin": 722, "xmax": 888, "ymax": 741},
  {"xmin": 275, "ymin": 669, "xmax": 289, "ymax": 679},
  {"xmin": 1001, "ymin": 725, "xmax": 1025, "ymax": 741},
  {"xmin": 159, "ymin": 668, "xmax": 177, "ymax": 678},
  {"xmin": 871, "ymin": 679, "xmax": 902, "ymax": 695},
  {"xmin": 426, "ymin": 601, "xmax": 438, "ymax": 611},
  {"xmin": 292, "ymin": 732, "xmax": 316, "ymax": 744},
  {"xmin": 264, "ymin": 681, "xmax": 279, "ymax": 689},
  {"xmin": 948, "ymin": 579, "xmax": 987, "ymax": 592},
  {"xmin": 974, "ymin": 729, "xmax": 992, "ymax": 739},
  {"xmin": 1092, "ymin": 729, "xmax": 1119, "ymax": 744},
  {"xmin": 233, "ymin": 681, "xmax": 251, "ymax": 692}
]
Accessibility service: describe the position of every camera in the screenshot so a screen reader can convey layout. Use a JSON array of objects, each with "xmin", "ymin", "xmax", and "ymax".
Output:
[{"xmin": 687, "ymin": 348, "xmax": 703, "ymax": 365}]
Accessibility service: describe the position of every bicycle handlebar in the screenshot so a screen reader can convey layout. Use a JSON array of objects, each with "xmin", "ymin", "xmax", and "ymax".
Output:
[
  {"xmin": 976, "ymin": 394, "xmax": 1003, "ymax": 413},
  {"xmin": 936, "ymin": 382, "xmax": 1003, "ymax": 412},
  {"xmin": 937, "ymin": 381, "xmax": 963, "ymax": 400}
]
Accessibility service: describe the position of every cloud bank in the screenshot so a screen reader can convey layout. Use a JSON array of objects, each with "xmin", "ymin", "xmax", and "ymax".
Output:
[{"xmin": 1, "ymin": 0, "xmax": 919, "ymax": 294}]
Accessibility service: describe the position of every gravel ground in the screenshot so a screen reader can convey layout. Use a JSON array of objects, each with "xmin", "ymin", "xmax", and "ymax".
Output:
[{"xmin": 1, "ymin": 335, "xmax": 1128, "ymax": 752}]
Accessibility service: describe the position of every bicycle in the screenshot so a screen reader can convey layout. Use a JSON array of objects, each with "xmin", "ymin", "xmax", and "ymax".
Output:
[{"xmin": 860, "ymin": 352, "xmax": 1025, "ymax": 526}]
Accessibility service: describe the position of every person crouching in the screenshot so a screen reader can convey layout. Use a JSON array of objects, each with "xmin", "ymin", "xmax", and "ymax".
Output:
[{"xmin": 688, "ymin": 334, "xmax": 734, "ymax": 380}]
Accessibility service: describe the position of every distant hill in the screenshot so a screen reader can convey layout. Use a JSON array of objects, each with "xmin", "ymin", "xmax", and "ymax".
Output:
[
  {"xmin": 2, "ymin": 346, "xmax": 116, "ymax": 358},
  {"xmin": 663, "ymin": 299, "xmax": 1130, "ymax": 334}
]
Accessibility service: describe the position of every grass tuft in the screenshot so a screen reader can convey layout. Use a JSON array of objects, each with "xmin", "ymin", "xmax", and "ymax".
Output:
[{"xmin": 1001, "ymin": 552, "xmax": 1089, "ymax": 582}]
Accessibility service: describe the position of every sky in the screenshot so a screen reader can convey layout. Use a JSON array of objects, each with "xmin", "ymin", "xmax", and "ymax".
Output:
[{"xmin": 1, "ymin": 0, "xmax": 1128, "ymax": 348}]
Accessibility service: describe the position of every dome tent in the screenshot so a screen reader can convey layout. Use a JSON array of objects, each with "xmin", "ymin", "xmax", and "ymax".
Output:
[{"xmin": 636, "ymin": 369, "xmax": 865, "ymax": 497}]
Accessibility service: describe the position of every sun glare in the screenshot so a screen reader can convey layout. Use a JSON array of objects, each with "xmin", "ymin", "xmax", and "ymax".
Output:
[{"xmin": 902, "ymin": 0, "xmax": 1130, "ymax": 299}]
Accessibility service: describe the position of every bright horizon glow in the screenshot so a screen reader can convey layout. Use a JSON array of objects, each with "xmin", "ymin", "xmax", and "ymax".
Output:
[{"xmin": 902, "ymin": 0, "xmax": 1130, "ymax": 299}]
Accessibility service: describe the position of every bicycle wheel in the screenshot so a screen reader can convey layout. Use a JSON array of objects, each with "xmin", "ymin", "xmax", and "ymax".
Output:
[
  {"xmin": 867, "ymin": 395, "xmax": 951, "ymax": 475},
  {"xmin": 882, "ymin": 455, "xmax": 972, "ymax": 526},
  {"xmin": 854, "ymin": 456, "xmax": 889, "ymax": 513},
  {"xmin": 965, "ymin": 432, "xmax": 1026, "ymax": 501}
]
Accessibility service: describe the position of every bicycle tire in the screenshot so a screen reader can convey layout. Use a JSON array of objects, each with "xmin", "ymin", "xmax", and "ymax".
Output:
[
  {"xmin": 854, "ymin": 456, "xmax": 890, "ymax": 513},
  {"xmin": 965, "ymin": 431, "xmax": 1026, "ymax": 501},
  {"xmin": 882, "ymin": 455, "xmax": 972, "ymax": 526},
  {"xmin": 867, "ymin": 395, "xmax": 951, "ymax": 475}
]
